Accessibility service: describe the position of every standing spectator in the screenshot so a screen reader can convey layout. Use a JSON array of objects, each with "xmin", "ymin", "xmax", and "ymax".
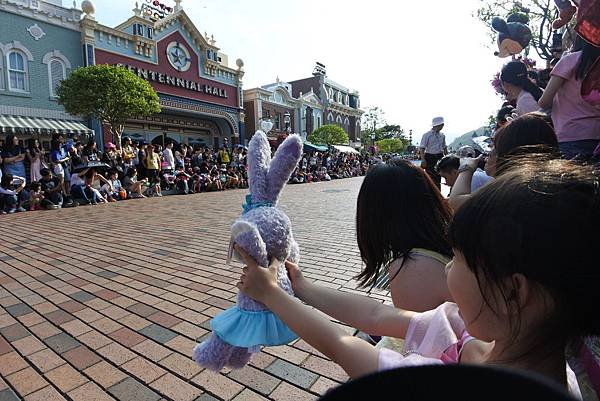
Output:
[
  {"xmin": 131, "ymin": 141, "xmax": 140, "ymax": 169},
  {"xmin": 144, "ymin": 145, "xmax": 161, "ymax": 185},
  {"xmin": 122, "ymin": 137, "xmax": 136, "ymax": 172},
  {"xmin": 217, "ymin": 144, "xmax": 230, "ymax": 165},
  {"xmin": 2, "ymin": 135, "xmax": 27, "ymax": 183},
  {"xmin": 538, "ymin": 37, "xmax": 600, "ymax": 160},
  {"xmin": 419, "ymin": 117, "xmax": 447, "ymax": 189},
  {"xmin": 137, "ymin": 143, "xmax": 147, "ymax": 179},
  {"xmin": 26, "ymin": 138, "xmax": 44, "ymax": 183},
  {"xmin": 501, "ymin": 60, "xmax": 543, "ymax": 115},
  {"xmin": 162, "ymin": 142, "xmax": 175, "ymax": 172},
  {"xmin": 82, "ymin": 139, "xmax": 99, "ymax": 163},
  {"xmin": 39, "ymin": 168, "xmax": 62, "ymax": 209},
  {"xmin": 0, "ymin": 173, "xmax": 27, "ymax": 213},
  {"xmin": 50, "ymin": 135, "xmax": 71, "ymax": 203}
]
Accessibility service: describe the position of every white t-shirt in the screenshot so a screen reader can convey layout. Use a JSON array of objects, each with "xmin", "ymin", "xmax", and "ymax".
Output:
[
  {"xmin": 70, "ymin": 173, "xmax": 85, "ymax": 186},
  {"xmin": 471, "ymin": 169, "xmax": 493, "ymax": 192},
  {"xmin": 163, "ymin": 148, "xmax": 175, "ymax": 170}
]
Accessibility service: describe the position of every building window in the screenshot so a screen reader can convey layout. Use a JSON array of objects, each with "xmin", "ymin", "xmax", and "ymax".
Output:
[
  {"xmin": 345, "ymin": 94, "xmax": 349, "ymax": 105},
  {"xmin": 48, "ymin": 59, "xmax": 66, "ymax": 98},
  {"xmin": 0, "ymin": 51, "xmax": 4, "ymax": 90},
  {"xmin": 337, "ymin": 92, "xmax": 342, "ymax": 103},
  {"xmin": 275, "ymin": 113, "xmax": 281, "ymax": 130},
  {"xmin": 328, "ymin": 113, "xmax": 334, "ymax": 124},
  {"xmin": 317, "ymin": 117, "xmax": 321, "ymax": 128},
  {"xmin": 8, "ymin": 51, "xmax": 28, "ymax": 92},
  {"xmin": 262, "ymin": 110, "xmax": 271, "ymax": 119}
]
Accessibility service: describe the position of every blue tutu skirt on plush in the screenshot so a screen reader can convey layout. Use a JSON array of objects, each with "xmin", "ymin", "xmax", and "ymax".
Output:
[{"xmin": 211, "ymin": 306, "xmax": 298, "ymax": 347}]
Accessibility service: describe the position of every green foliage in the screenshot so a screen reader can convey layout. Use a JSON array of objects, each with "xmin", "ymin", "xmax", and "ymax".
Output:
[
  {"xmin": 57, "ymin": 65, "xmax": 161, "ymax": 146},
  {"xmin": 308, "ymin": 124, "xmax": 349, "ymax": 145},
  {"xmin": 376, "ymin": 138, "xmax": 405, "ymax": 154},
  {"xmin": 475, "ymin": 0, "xmax": 558, "ymax": 61}
]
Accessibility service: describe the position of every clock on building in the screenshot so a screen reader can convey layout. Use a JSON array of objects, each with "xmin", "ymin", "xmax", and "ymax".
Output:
[{"xmin": 166, "ymin": 41, "xmax": 191, "ymax": 72}]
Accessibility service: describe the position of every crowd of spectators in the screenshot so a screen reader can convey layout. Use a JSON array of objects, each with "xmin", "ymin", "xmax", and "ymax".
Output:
[{"xmin": 0, "ymin": 133, "xmax": 375, "ymax": 214}]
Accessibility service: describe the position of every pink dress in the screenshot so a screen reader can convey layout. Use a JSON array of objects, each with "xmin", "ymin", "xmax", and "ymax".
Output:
[{"xmin": 378, "ymin": 303, "xmax": 582, "ymax": 399}]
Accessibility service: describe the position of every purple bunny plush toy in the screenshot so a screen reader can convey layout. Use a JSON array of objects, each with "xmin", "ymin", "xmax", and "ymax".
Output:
[{"xmin": 192, "ymin": 125, "xmax": 303, "ymax": 372}]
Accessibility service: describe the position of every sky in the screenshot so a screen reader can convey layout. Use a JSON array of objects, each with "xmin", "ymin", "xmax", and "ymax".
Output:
[{"xmin": 88, "ymin": 0, "xmax": 510, "ymax": 142}]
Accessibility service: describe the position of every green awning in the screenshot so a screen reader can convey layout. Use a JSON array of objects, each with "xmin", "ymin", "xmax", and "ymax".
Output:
[
  {"xmin": 303, "ymin": 141, "xmax": 328, "ymax": 152},
  {"xmin": 0, "ymin": 115, "xmax": 93, "ymax": 135}
]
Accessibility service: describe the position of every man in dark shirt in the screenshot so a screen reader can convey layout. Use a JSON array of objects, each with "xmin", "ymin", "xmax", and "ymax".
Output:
[{"xmin": 39, "ymin": 169, "xmax": 63, "ymax": 209}]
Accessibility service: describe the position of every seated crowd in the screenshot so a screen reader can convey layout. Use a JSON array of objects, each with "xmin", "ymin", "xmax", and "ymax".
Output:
[{"xmin": 0, "ymin": 134, "xmax": 372, "ymax": 213}]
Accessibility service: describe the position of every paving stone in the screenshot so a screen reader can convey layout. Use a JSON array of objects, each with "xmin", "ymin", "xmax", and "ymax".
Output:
[
  {"xmin": 5, "ymin": 303, "xmax": 34, "ymax": 317},
  {"xmin": 45, "ymin": 310, "xmax": 76, "ymax": 326},
  {"xmin": 150, "ymin": 374, "xmax": 202, "ymax": 401},
  {"xmin": 108, "ymin": 377, "xmax": 161, "ymax": 401},
  {"xmin": 122, "ymin": 358, "xmax": 166, "ymax": 384},
  {"xmin": 0, "ymin": 389, "xmax": 20, "ymax": 401},
  {"xmin": 23, "ymin": 386, "xmax": 66, "ymax": 401},
  {"xmin": 12, "ymin": 335, "xmax": 46, "ymax": 356},
  {"xmin": 127, "ymin": 303, "xmax": 159, "ymax": 317},
  {"xmin": 132, "ymin": 340, "xmax": 172, "ymax": 362},
  {"xmin": 97, "ymin": 271, "xmax": 119, "ymax": 279},
  {"xmin": 45, "ymin": 333, "xmax": 81, "ymax": 354},
  {"xmin": 44, "ymin": 364, "xmax": 88, "ymax": 393},
  {"xmin": 139, "ymin": 324, "xmax": 178, "ymax": 344},
  {"xmin": 158, "ymin": 353, "xmax": 202, "ymax": 380},
  {"xmin": 62, "ymin": 345, "xmax": 102, "ymax": 370},
  {"xmin": 0, "ymin": 323, "xmax": 30, "ymax": 341},
  {"xmin": 29, "ymin": 322, "xmax": 61, "ymax": 339},
  {"xmin": 27, "ymin": 348, "xmax": 66, "ymax": 373},
  {"xmin": 228, "ymin": 366, "xmax": 281, "ymax": 396},
  {"xmin": 0, "ymin": 351, "xmax": 29, "ymax": 375},
  {"xmin": 97, "ymin": 342, "xmax": 136, "ymax": 365},
  {"xmin": 84, "ymin": 361, "xmax": 128, "ymax": 389},
  {"xmin": 192, "ymin": 371, "xmax": 244, "ymax": 401},
  {"xmin": 6, "ymin": 367, "xmax": 48, "ymax": 397},
  {"xmin": 110, "ymin": 327, "xmax": 146, "ymax": 347},
  {"xmin": 0, "ymin": 336, "xmax": 12, "ymax": 355},
  {"xmin": 269, "ymin": 382, "xmax": 314, "ymax": 401},
  {"xmin": 68, "ymin": 381, "xmax": 116, "ymax": 401},
  {"xmin": 231, "ymin": 389, "xmax": 269, "ymax": 401},
  {"xmin": 265, "ymin": 359, "xmax": 319, "ymax": 389},
  {"xmin": 59, "ymin": 301, "xmax": 86, "ymax": 314}
]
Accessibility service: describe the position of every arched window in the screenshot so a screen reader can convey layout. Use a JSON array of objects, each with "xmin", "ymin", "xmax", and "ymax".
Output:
[
  {"xmin": 328, "ymin": 113, "xmax": 334, "ymax": 123},
  {"xmin": 49, "ymin": 59, "xmax": 66, "ymax": 98},
  {"xmin": 344, "ymin": 117, "xmax": 350, "ymax": 127},
  {"xmin": 8, "ymin": 51, "xmax": 28, "ymax": 92},
  {"xmin": 337, "ymin": 92, "xmax": 342, "ymax": 103},
  {"xmin": 336, "ymin": 115, "xmax": 343, "ymax": 126}
]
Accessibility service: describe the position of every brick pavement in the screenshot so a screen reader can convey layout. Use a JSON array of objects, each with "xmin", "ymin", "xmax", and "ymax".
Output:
[{"xmin": 0, "ymin": 178, "xmax": 392, "ymax": 401}]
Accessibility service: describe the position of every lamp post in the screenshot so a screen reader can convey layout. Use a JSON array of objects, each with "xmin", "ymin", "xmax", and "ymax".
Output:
[
  {"xmin": 370, "ymin": 133, "xmax": 376, "ymax": 155},
  {"xmin": 284, "ymin": 111, "xmax": 291, "ymax": 135}
]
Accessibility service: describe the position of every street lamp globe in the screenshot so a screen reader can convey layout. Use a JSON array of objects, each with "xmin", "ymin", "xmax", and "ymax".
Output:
[{"xmin": 284, "ymin": 111, "xmax": 291, "ymax": 133}]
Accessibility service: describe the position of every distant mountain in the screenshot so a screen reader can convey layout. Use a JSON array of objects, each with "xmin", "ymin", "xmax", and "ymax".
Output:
[{"xmin": 448, "ymin": 126, "xmax": 490, "ymax": 151}]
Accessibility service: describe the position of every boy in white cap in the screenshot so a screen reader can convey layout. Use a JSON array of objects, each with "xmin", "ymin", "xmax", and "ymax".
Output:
[{"xmin": 419, "ymin": 117, "xmax": 448, "ymax": 188}]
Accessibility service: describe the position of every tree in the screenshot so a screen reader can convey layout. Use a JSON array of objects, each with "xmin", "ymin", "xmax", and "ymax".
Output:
[
  {"xmin": 378, "ymin": 124, "xmax": 405, "ymax": 140},
  {"xmin": 376, "ymin": 138, "xmax": 406, "ymax": 154},
  {"xmin": 308, "ymin": 124, "xmax": 349, "ymax": 146},
  {"xmin": 57, "ymin": 65, "xmax": 161, "ymax": 149},
  {"xmin": 360, "ymin": 106, "xmax": 387, "ymax": 144},
  {"xmin": 475, "ymin": 0, "xmax": 560, "ymax": 62}
]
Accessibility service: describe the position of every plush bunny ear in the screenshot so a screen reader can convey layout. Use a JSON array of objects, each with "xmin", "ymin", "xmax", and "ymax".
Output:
[
  {"xmin": 231, "ymin": 220, "xmax": 268, "ymax": 267},
  {"xmin": 266, "ymin": 134, "xmax": 303, "ymax": 204},
  {"xmin": 247, "ymin": 131, "xmax": 272, "ymax": 203}
]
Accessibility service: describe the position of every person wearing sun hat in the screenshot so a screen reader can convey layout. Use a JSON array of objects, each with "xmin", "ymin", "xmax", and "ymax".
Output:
[{"xmin": 419, "ymin": 116, "xmax": 448, "ymax": 189}]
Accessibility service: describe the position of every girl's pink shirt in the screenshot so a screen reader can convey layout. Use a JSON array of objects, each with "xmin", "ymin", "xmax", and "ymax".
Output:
[
  {"xmin": 378, "ymin": 302, "xmax": 582, "ymax": 399},
  {"xmin": 551, "ymin": 51, "xmax": 600, "ymax": 143}
]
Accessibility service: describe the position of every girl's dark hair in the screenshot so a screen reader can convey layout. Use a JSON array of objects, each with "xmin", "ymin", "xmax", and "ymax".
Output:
[
  {"xmin": 50, "ymin": 139, "xmax": 61, "ymax": 152},
  {"xmin": 355, "ymin": 158, "xmax": 452, "ymax": 288},
  {"xmin": 575, "ymin": 39, "xmax": 600, "ymax": 80},
  {"xmin": 3, "ymin": 135, "xmax": 17, "ymax": 152},
  {"xmin": 30, "ymin": 182, "xmax": 41, "ymax": 191},
  {"xmin": 449, "ymin": 158, "xmax": 600, "ymax": 353},
  {"xmin": 500, "ymin": 61, "xmax": 543, "ymax": 101},
  {"xmin": 126, "ymin": 168, "xmax": 137, "ymax": 177},
  {"xmin": 494, "ymin": 114, "xmax": 559, "ymax": 176},
  {"xmin": 26, "ymin": 138, "xmax": 39, "ymax": 152}
]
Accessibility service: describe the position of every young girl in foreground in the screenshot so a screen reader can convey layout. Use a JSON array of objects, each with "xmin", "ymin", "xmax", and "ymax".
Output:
[{"xmin": 237, "ymin": 158, "xmax": 599, "ymax": 396}]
